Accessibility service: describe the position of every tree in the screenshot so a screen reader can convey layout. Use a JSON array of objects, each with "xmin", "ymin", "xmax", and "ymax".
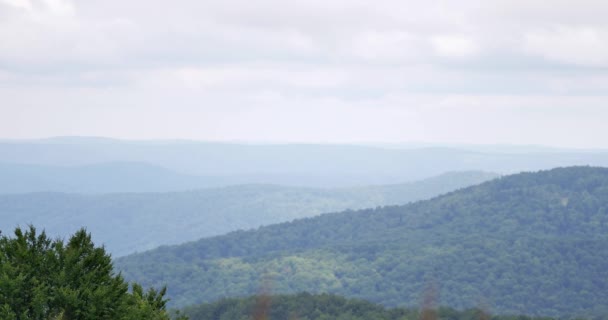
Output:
[{"xmin": 0, "ymin": 226, "xmax": 182, "ymax": 320}]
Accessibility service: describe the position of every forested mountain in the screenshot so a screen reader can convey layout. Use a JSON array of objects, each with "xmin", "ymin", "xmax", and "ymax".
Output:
[
  {"xmin": 3, "ymin": 137, "xmax": 608, "ymax": 187},
  {"xmin": 116, "ymin": 167, "xmax": 608, "ymax": 317},
  {"xmin": 182, "ymin": 292, "xmax": 555, "ymax": 320},
  {"xmin": 0, "ymin": 171, "xmax": 495, "ymax": 257}
]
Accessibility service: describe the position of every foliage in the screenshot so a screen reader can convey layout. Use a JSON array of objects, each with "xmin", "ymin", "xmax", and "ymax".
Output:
[
  {"xmin": 0, "ymin": 226, "xmax": 182, "ymax": 320},
  {"xmin": 182, "ymin": 292, "xmax": 560, "ymax": 320},
  {"xmin": 116, "ymin": 167, "xmax": 608, "ymax": 317}
]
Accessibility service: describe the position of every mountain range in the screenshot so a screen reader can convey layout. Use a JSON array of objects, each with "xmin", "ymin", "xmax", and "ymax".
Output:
[
  {"xmin": 0, "ymin": 171, "xmax": 495, "ymax": 256},
  {"xmin": 116, "ymin": 166, "xmax": 608, "ymax": 317},
  {"xmin": 3, "ymin": 137, "xmax": 608, "ymax": 188}
]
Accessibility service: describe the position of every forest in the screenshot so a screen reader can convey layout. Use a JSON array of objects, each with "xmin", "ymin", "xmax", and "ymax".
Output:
[
  {"xmin": 3, "ymin": 167, "xmax": 608, "ymax": 318},
  {"xmin": 182, "ymin": 292, "xmax": 564, "ymax": 320},
  {"xmin": 116, "ymin": 167, "xmax": 608, "ymax": 317}
]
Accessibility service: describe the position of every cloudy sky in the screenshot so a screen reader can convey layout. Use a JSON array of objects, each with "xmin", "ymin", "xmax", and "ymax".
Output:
[{"xmin": 1, "ymin": 0, "xmax": 607, "ymax": 147}]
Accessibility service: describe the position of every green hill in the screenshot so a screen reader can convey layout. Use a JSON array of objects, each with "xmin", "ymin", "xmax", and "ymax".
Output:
[
  {"xmin": 0, "ymin": 171, "xmax": 495, "ymax": 257},
  {"xmin": 116, "ymin": 167, "xmax": 608, "ymax": 317}
]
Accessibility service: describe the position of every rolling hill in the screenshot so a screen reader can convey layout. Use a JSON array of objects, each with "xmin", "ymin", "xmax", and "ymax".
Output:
[
  {"xmin": 0, "ymin": 171, "xmax": 495, "ymax": 257},
  {"xmin": 116, "ymin": 166, "xmax": 608, "ymax": 317},
  {"xmin": 0, "ymin": 162, "xmax": 227, "ymax": 194},
  {"xmin": 3, "ymin": 137, "xmax": 608, "ymax": 187}
]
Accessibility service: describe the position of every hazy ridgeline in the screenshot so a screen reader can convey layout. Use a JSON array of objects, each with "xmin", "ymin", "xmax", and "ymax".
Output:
[
  {"xmin": 116, "ymin": 167, "xmax": 608, "ymax": 318},
  {"xmin": 3, "ymin": 138, "xmax": 608, "ymax": 318},
  {"xmin": 0, "ymin": 171, "xmax": 495, "ymax": 257},
  {"xmin": 2, "ymin": 138, "xmax": 608, "ymax": 190}
]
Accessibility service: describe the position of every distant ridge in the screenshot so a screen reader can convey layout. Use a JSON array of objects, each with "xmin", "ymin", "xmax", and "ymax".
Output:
[
  {"xmin": 0, "ymin": 162, "xmax": 224, "ymax": 194},
  {"xmin": 3, "ymin": 138, "xmax": 608, "ymax": 187},
  {"xmin": 0, "ymin": 171, "xmax": 496, "ymax": 256}
]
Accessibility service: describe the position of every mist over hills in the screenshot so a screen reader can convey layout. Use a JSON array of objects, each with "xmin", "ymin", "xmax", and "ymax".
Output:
[
  {"xmin": 4, "ymin": 137, "xmax": 608, "ymax": 316},
  {"xmin": 3, "ymin": 137, "xmax": 608, "ymax": 188},
  {"xmin": 0, "ymin": 171, "xmax": 495, "ymax": 257},
  {"xmin": 0, "ymin": 162, "xmax": 227, "ymax": 194},
  {"xmin": 116, "ymin": 166, "xmax": 608, "ymax": 317}
]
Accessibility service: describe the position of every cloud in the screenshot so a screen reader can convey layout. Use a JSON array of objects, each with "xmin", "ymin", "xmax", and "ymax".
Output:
[
  {"xmin": 41, "ymin": 0, "xmax": 74, "ymax": 15},
  {"xmin": 0, "ymin": 0, "xmax": 33, "ymax": 11},
  {"xmin": 524, "ymin": 26, "xmax": 608, "ymax": 67},
  {"xmin": 0, "ymin": 0, "xmax": 608, "ymax": 147},
  {"xmin": 430, "ymin": 35, "xmax": 479, "ymax": 58},
  {"xmin": 2, "ymin": 0, "xmax": 607, "ymax": 71}
]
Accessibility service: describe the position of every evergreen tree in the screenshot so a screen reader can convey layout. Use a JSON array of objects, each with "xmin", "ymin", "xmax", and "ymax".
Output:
[{"xmin": 0, "ymin": 226, "xmax": 182, "ymax": 320}]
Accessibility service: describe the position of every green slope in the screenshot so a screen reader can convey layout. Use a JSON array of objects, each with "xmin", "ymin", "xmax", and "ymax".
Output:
[
  {"xmin": 0, "ymin": 171, "xmax": 495, "ymax": 257},
  {"xmin": 116, "ymin": 167, "xmax": 608, "ymax": 317}
]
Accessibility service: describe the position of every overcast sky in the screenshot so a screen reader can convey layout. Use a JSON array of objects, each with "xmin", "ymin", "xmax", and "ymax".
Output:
[{"xmin": 1, "ymin": 0, "xmax": 607, "ymax": 147}]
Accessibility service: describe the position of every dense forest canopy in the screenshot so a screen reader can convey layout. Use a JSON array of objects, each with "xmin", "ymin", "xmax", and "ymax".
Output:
[
  {"xmin": 182, "ymin": 292, "xmax": 561, "ymax": 320},
  {"xmin": 116, "ymin": 167, "xmax": 608, "ymax": 317}
]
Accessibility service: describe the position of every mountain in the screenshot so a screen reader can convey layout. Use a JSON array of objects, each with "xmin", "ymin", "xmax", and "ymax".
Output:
[
  {"xmin": 0, "ymin": 162, "xmax": 226, "ymax": 194},
  {"xmin": 116, "ymin": 166, "xmax": 608, "ymax": 317},
  {"xmin": 0, "ymin": 171, "xmax": 496, "ymax": 257},
  {"xmin": 2, "ymin": 137, "xmax": 608, "ymax": 187}
]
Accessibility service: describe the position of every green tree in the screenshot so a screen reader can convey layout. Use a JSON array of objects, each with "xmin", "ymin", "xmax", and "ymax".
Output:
[{"xmin": 0, "ymin": 226, "xmax": 182, "ymax": 320}]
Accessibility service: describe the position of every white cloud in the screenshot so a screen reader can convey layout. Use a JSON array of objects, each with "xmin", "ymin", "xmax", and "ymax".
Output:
[
  {"xmin": 430, "ymin": 35, "xmax": 479, "ymax": 58},
  {"xmin": 0, "ymin": 0, "xmax": 33, "ymax": 11},
  {"xmin": 348, "ymin": 31, "xmax": 423, "ymax": 62},
  {"xmin": 524, "ymin": 26, "xmax": 608, "ymax": 67},
  {"xmin": 41, "ymin": 0, "xmax": 74, "ymax": 15},
  {"xmin": 0, "ymin": 0, "xmax": 608, "ymax": 147}
]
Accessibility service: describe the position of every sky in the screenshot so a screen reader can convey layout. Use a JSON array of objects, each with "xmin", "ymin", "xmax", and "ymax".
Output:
[{"xmin": 0, "ymin": 0, "xmax": 607, "ymax": 148}]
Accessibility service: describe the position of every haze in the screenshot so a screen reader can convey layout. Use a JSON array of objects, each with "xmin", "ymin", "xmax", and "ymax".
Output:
[{"xmin": 1, "ymin": 0, "xmax": 608, "ymax": 148}]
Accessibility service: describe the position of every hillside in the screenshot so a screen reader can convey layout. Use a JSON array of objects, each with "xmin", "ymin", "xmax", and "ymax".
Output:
[
  {"xmin": 116, "ymin": 167, "xmax": 608, "ymax": 317},
  {"xmin": 3, "ymin": 138, "xmax": 608, "ymax": 187},
  {"xmin": 0, "ymin": 171, "xmax": 495, "ymax": 257}
]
